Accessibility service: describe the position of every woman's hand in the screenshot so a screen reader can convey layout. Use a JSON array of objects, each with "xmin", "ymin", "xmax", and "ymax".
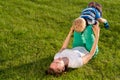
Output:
[{"xmin": 70, "ymin": 26, "xmax": 74, "ymax": 33}]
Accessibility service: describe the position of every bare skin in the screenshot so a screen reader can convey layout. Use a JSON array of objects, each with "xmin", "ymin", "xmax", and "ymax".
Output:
[{"xmin": 98, "ymin": 18, "xmax": 107, "ymax": 23}]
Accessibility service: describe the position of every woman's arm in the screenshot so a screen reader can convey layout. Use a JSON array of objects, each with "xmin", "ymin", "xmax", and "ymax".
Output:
[
  {"xmin": 82, "ymin": 22, "xmax": 100, "ymax": 64},
  {"xmin": 59, "ymin": 27, "xmax": 74, "ymax": 52}
]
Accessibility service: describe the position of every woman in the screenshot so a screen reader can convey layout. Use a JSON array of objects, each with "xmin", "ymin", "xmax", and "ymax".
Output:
[{"xmin": 46, "ymin": 22, "xmax": 100, "ymax": 76}]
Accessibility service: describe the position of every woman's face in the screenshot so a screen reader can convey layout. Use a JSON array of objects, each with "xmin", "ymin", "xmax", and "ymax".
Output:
[{"xmin": 50, "ymin": 58, "xmax": 65, "ymax": 73}]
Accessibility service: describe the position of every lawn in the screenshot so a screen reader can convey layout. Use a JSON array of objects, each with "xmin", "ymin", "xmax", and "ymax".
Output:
[{"xmin": 0, "ymin": 0, "xmax": 120, "ymax": 80}]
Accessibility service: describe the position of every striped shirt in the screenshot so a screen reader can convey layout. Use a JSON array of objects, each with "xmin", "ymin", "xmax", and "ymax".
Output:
[{"xmin": 80, "ymin": 7, "xmax": 101, "ymax": 25}]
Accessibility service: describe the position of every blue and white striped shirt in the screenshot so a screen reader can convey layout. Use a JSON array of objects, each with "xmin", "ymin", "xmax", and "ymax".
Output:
[{"xmin": 80, "ymin": 7, "xmax": 101, "ymax": 25}]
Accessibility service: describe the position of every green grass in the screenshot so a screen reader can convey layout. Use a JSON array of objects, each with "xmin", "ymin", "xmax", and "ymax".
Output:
[{"xmin": 0, "ymin": 0, "xmax": 120, "ymax": 80}]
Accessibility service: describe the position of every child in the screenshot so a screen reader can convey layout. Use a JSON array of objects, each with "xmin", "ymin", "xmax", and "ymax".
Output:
[{"xmin": 80, "ymin": 2, "xmax": 109, "ymax": 29}]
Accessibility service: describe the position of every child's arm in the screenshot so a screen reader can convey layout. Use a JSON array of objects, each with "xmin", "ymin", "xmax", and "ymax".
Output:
[
  {"xmin": 97, "ymin": 17, "xmax": 107, "ymax": 23},
  {"xmin": 97, "ymin": 18, "xmax": 109, "ymax": 29}
]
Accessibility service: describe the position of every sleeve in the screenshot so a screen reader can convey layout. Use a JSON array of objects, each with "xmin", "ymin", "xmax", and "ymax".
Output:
[
  {"xmin": 95, "ymin": 9, "xmax": 101, "ymax": 19},
  {"xmin": 54, "ymin": 52, "xmax": 60, "ymax": 59}
]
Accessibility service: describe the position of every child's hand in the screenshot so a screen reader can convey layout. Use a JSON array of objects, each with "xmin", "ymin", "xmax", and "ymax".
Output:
[{"xmin": 104, "ymin": 22, "xmax": 109, "ymax": 29}]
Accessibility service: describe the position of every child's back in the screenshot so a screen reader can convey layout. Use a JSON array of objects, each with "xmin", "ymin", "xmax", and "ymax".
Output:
[{"xmin": 80, "ymin": 7, "xmax": 101, "ymax": 25}]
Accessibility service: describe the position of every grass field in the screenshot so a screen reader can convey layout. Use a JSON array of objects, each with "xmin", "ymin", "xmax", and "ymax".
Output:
[{"xmin": 0, "ymin": 0, "xmax": 120, "ymax": 80}]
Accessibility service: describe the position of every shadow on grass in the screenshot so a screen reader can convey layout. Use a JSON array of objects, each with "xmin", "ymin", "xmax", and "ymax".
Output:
[
  {"xmin": 0, "ymin": 55, "xmax": 53, "ymax": 79},
  {"xmin": 0, "ymin": 55, "xmax": 77, "ymax": 79}
]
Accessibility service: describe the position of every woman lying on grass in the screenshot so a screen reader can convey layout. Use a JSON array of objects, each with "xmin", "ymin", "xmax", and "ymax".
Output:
[{"xmin": 46, "ymin": 19, "xmax": 100, "ymax": 76}]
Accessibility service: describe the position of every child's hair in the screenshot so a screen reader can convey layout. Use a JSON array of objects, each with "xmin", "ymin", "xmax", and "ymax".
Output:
[
  {"xmin": 95, "ymin": 2, "xmax": 102, "ymax": 16},
  {"xmin": 88, "ymin": 2, "xmax": 96, "ymax": 8},
  {"xmin": 88, "ymin": 2, "xmax": 102, "ymax": 16},
  {"xmin": 72, "ymin": 18, "xmax": 86, "ymax": 32}
]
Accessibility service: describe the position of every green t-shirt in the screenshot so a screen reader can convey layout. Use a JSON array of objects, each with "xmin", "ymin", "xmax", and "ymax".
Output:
[{"xmin": 72, "ymin": 25, "xmax": 98, "ymax": 57}]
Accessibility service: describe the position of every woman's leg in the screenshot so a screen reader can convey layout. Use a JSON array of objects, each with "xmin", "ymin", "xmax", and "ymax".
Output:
[
  {"xmin": 72, "ymin": 25, "xmax": 98, "ymax": 57},
  {"xmin": 83, "ymin": 25, "xmax": 99, "ymax": 57},
  {"xmin": 72, "ymin": 31, "xmax": 85, "ymax": 48}
]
